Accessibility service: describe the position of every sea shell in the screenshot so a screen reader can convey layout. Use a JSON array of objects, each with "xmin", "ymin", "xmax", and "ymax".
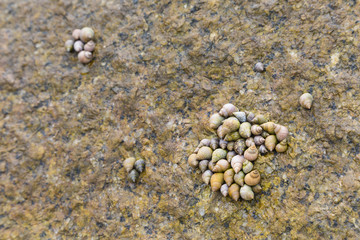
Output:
[
  {"xmin": 224, "ymin": 168, "xmax": 235, "ymax": 186},
  {"xmin": 259, "ymin": 145, "xmax": 268, "ymax": 155},
  {"xmin": 260, "ymin": 122, "xmax": 276, "ymax": 134},
  {"xmin": 261, "ymin": 131, "xmax": 270, "ymax": 138},
  {"xmin": 220, "ymin": 184, "xmax": 229, "ymax": 197},
  {"xmin": 210, "ymin": 173, "xmax": 224, "ymax": 191},
  {"xmin": 242, "ymin": 160, "xmax": 253, "ymax": 174},
  {"xmin": 134, "ymin": 159, "xmax": 145, "ymax": 173},
  {"xmin": 84, "ymin": 40, "xmax": 95, "ymax": 52},
  {"xmin": 80, "ymin": 27, "xmax": 95, "ymax": 43},
  {"xmin": 265, "ymin": 135, "xmax": 277, "ymax": 151},
  {"xmin": 244, "ymin": 170, "xmax": 261, "ymax": 186},
  {"xmin": 251, "ymin": 114, "xmax": 267, "ymax": 124},
  {"xmin": 251, "ymin": 125, "xmax": 263, "ymax": 135},
  {"xmin": 254, "ymin": 62, "xmax": 265, "ymax": 72},
  {"xmin": 275, "ymin": 139, "xmax": 288, "ymax": 153},
  {"xmin": 227, "ymin": 142, "xmax": 234, "ymax": 151},
  {"xmin": 217, "ymin": 125, "xmax": 226, "ymax": 139},
  {"xmin": 199, "ymin": 160, "xmax": 209, "ymax": 172},
  {"xmin": 72, "ymin": 29, "xmax": 81, "ymax": 40},
  {"xmin": 244, "ymin": 145, "xmax": 259, "ymax": 161},
  {"xmin": 194, "ymin": 147, "xmax": 200, "ymax": 153},
  {"xmin": 210, "ymin": 138, "xmax": 219, "ymax": 150},
  {"xmin": 209, "ymin": 113, "xmax": 225, "ymax": 129},
  {"xmin": 299, "ymin": 93, "xmax": 313, "ymax": 109},
  {"xmin": 198, "ymin": 139, "xmax": 211, "ymax": 148},
  {"xmin": 224, "ymin": 131, "xmax": 241, "ymax": 141},
  {"xmin": 124, "ymin": 157, "xmax": 136, "ymax": 172},
  {"xmin": 188, "ymin": 154, "xmax": 198, "ymax": 168},
  {"xmin": 219, "ymin": 139, "xmax": 228, "ymax": 149},
  {"xmin": 252, "ymin": 184, "xmax": 262, "ymax": 194},
  {"xmin": 211, "ymin": 148, "xmax": 227, "ymax": 162},
  {"xmin": 128, "ymin": 169, "xmax": 139, "ymax": 183},
  {"xmin": 254, "ymin": 136, "xmax": 265, "ymax": 145},
  {"xmin": 231, "ymin": 155, "xmax": 245, "ymax": 173},
  {"xmin": 74, "ymin": 40, "xmax": 84, "ymax": 52},
  {"xmin": 219, "ymin": 103, "xmax": 239, "ymax": 118},
  {"xmin": 78, "ymin": 51, "xmax": 93, "ymax": 64},
  {"xmin": 274, "ymin": 124, "xmax": 289, "ymax": 142},
  {"xmin": 234, "ymin": 139, "xmax": 246, "ymax": 155},
  {"xmin": 245, "ymin": 137, "xmax": 255, "ymax": 148},
  {"xmin": 239, "ymin": 122, "xmax": 251, "ymax": 138},
  {"xmin": 222, "ymin": 117, "xmax": 240, "ymax": 135},
  {"xmin": 196, "ymin": 146, "xmax": 213, "ymax": 160},
  {"xmin": 226, "ymin": 151, "xmax": 236, "ymax": 162},
  {"xmin": 65, "ymin": 39, "xmax": 74, "ymax": 52},
  {"xmin": 233, "ymin": 111, "xmax": 246, "ymax": 122},
  {"xmin": 234, "ymin": 171, "xmax": 245, "ymax": 186},
  {"xmin": 240, "ymin": 184, "xmax": 254, "ymax": 200},
  {"xmin": 202, "ymin": 170, "xmax": 213, "ymax": 185},
  {"xmin": 208, "ymin": 160, "xmax": 215, "ymax": 171},
  {"xmin": 229, "ymin": 183, "xmax": 240, "ymax": 201},
  {"xmin": 246, "ymin": 111, "xmax": 255, "ymax": 122},
  {"xmin": 212, "ymin": 159, "xmax": 230, "ymax": 172}
]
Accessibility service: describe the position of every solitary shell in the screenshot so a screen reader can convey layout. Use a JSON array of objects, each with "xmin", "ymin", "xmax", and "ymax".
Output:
[
  {"xmin": 244, "ymin": 145, "xmax": 259, "ymax": 161},
  {"xmin": 212, "ymin": 159, "xmax": 230, "ymax": 172},
  {"xmin": 224, "ymin": 131, "xmax": 241, "ymax": 141},
  {"xmin": 134, "ymin": 159, "xmax": 145, "ymax": 173},
  {"xmin": 209, "ymin": 113, "xmax": 224, "ymax": 129},
  {"xmin": 233, "ymin": 111, "xmax": 246, "ymax": 122},
  {"xmin": 246, "ymin": 112, "xmax": 255, "ymax": 122},
  {"xmin": 74, "ymin": 40, "xmax": 84, "ymax": 52},
  {"xmin": 188, "ymin": 154, "xmax": 198, "ymax": 168},
  {"xmin": 78, "ymin": 51, "xmax": 93, "ymax": 64},
  {"xmin": 265, "ymin": 135, "xmax": 277, "ymax": 151},
  {"xmin": 239, "ymin": 122, "xmax": 251, "ymax": 138},
  {"xmin": 220, "ymin": 184, "xmax": 229, "ymax": 197},
  {"xmin": 224, "ymin": 168, "xmax": 235, "ymax": 186},
  {"xmin": 254, "ymin": 136, "xmax": 265, "ymax": 145},
  {"xmin": 252, "ymin": 184, "xmax": 262, "ymax": 194},
  {"xmin": 202, "ymin": 170, "xmax": 213, "ymax": 185},
  {"xmin": 128, "ymin": 169, "xmax": 139, "ymax": 183},
  {"xmin": 217, "ymin": 125, "xmax": 226, "ymax": 139},
  {"xmin": 199, "ymin": 160, "xmax": 209, "ymax": 172},
  {"xmin": 196, "ymin": 146, "xmax": 213, "ymax": 160},
  {"xmin": 229, "ymin": 183, "xmax": 240, "ymax": 201},
  {"xmin": 219, "ymin": 139, "xmax": 228, "ymax": 149},
  {"xmin": 212, "ymin": 148, "xmax": 227, "ymax": 162},
  {"xmin": 252, "ymin": 114, "xmax": 267, "ymax": 124},
  {"xmin": 124, "ymin": 157, "xmax": 136, "ymax": 172},
  {"xmin": 231, "ymin": 155, "xmax": 245, "ymax": 173},
  {"xmin": 259, "ymin": 145, "xmax": 268, "ymax": 155},
  {"xmin": 251, "ymin": 125, "xmax": 263, "ymax": 135},
  {"xmin": 245, "ymin": 137, "xmax": 255, "ymax": 147},
  {"xmin": 219, "ymin": 103, "xmax": 239, "ymax": 118},
  {"xmin": 274, "ymin": 124, "xmax": 289, "ymax": 142},
  {"xmin": 80, "ymin": 27, "xmax": 95, "ymax": 43},
  {"xmin": 275, "ymin": 139, "xmax": 288, "ymax": 153},
  {"xmin": 234, "ymin": 171, "xmax": 245, "ymax": 186},
  {"xmin": 261, "ymin": 122, "xmax": 276, "ymax": 134},
  {"xmin": 226, "ymin": 151, "xmax": 236, "ymax": 162},
  {"xmin": 254, "ymin": 62, "xmax": 265, "ymax": 72},
  {"xmin": 84, "ymin": 40, "xmax": 95, "ymax": 52},
  {"xmin": 240, "ymin": 184, "xmax": 254, "ymax": 200},
  {"xmin": 242, "ymin": 160, "xmax": 253, "ymax": 174},
  {"xmin": 234, "ymin": 139, "xmax": 246, "ymax": 155},
  {"xmin": 244, "ymin": 170, "xmax": 261, "ymax": 186},
  {"xmin": 300, "ymin": 93, "xmax": 313, "ymax": 109},
  {"xmin": 227, "ymin": 142, "xmax": 234, "ymax": 151},
  {"xmin": 65, "ymin": 39, "xmax": 74, "ymax": 52},
  {"xmin": 72, "ymin": 29, "xmax": 81, "ymax": 40},
  {"xmin": 210, "ymin": 173, "xmax": 224, "ymax": 191},
  {"xmin": 210, "ymin": 138, "xmax": 219, "ymax": 150}
]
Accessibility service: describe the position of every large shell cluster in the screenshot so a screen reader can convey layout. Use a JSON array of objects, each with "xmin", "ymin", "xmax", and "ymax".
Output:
[
  {"xmin": 188, "ymin": 103, "xmax": 289, "ymax": 201},
  {"xmin": 123, "ymin": 157, "xmax": 145, "ymax": 183},
  {"xmin": 65, "ymin": 27, "xmax": 95, "ymax": 64}
]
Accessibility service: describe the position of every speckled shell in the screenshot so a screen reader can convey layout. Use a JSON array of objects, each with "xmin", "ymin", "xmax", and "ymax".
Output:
[
  {"xmin": 124, "ymin": 157, "xmax": 136, "ymax": 172},
  {"xmin": 275, "ymin": 139, "xmax": 288, "ymax": 153},
  {"xmin": 252, "ymin": 184, "xmax": 262, "ymax": 194},
  {"xmin": 210, "ymin": 173, "xmax": 224, "ymax": 192},
  {"xmin": 219, "ymin": 139, "xmax": 228, "ymax": 149},
  {"xmin": 222, "ymin": 117, "xmax": 240, "ymax": 135},
  {"xmin": 224, "ymin": 168, "xmax": 235, "ymax": 186},
  {"xmin": 261, "ymin": 122, "xmax": 276, "ymax": 134},
  {"xmin": 246, "ymin": 111, "xmax": 255, "ymax": 122},
  {"xmin": 78, "ymin": 51, "xmax": 92, "ymax": 64},
  {"xmin": 239, "ymin": 122, "xmax": 251, "ymax": 138},
  {"xmin": 259, "ymin": 145, "xmax": 268, "ymax": 155},
  {"xmin": 234, "ymin": 139, "xmax": 246, "ymax": 155},
  {"xmin": 188, "ymin": 154, "xmax": 198, "ymax": 168},
  {"xmin": 220, "ymin": 184, "xmax": 229, "ymax": 197},
  {"xmin": 242, "ymin": 160, "xmax": 253, "ymax": 174},
  {"xmin": 233, "ymin": 111, "xmax": 246, "ymax": 122},
  {"xmin": 224, "ymin": 131, "xmax": 241, "ymax": 142},
  {"xmin": 199, "ymin": 160, "xmax": 209, "ymax": 172},
  {"xmin": 265, "ymin": 135, "xmax": 277, "ymax": 151},
  {"xmin": 209, "ymin": 113, "xmax": 224, "ymax": 129},
  {"xmin": 227, "ymin": 142, "xmax": 234, "ymax": 151},
  {"xmin": 211, "ymin": 148, "xmax": 227, "ymax": 162},
  {"xmin": 84, "ymin": 40, "xmax": 95, "ymax": 52},
  {"xmin": 300, "ymin": 93, "xmax": 313, "ymax": 109},
  {"xmin": 234, "ymin": 171, "xmax": 245, "ymax": 186},
  {"xmin": 244, "ymin": 145, "xmax": 259, "ymax": 161},
  {"xmin": 240, "ymin": 184, "xmax": 254, "ymax": 200},
  {"xmin": 212, "ymin": 159, "xmax": 230, "ymax": 172},
  {"xmin": 74, "ymin": 40, "xmax": 84, "ymax": 52},
  {"xmin": 217, "ymin": 125, "xmax": 226, "ymax": 139},
  {"xmin": 274, "ymin": 124, "xmax": 289, "ymax": 142},
  {"xmin": 254, "ymin": 136, "xmax": 265, "ymax": 145},
  {"xmin": 229, "ymin": 183, "xmax": 240, "ymax": 201},
  {"xmin": 231, "ymin": 155, "xmax": 245, "ymax": 173},
  {"xmin": 128, "ymin": 169, "xmax": 139, "ymax": 183},
  {"xmin": 245, "ymin": 137, "xmax": 255, "ymax": 148},
  {"xmin": 254, "ymin": 62, "xmax": 265, "ymax": 72},
  {"xmin": 65, "ymin": 39, "xmax": 74, "ymax": 52},
  {"xmin": 202, "ymin": 170, "xmax": 213, "ymax": 185},
  {"xmin": 226, "ymin": 151, "xmax": 236, "ymax": 162},
  {"xmin": 244, "ymin": 170, "xmax": 261, "ymax": 186},
  {"xmin": 80, "ymin": 27, "xmax": 95, "ymax": 43},
  {"xmin": 72, "ymin": 29, "xmax": 81, "ymax": 40},
  {"xmin": 196, "ymin": 146, "xmax": 213, "ymax": 160},
  {"xmin": 134, "ymin": 159, "xmax": 145, "ymax": 173},
  {"xmin": 210, "ymin": 138, "xmax": 219, "ymax": 150},
  {"xmin": 251, "ymin": 125, "xmax": 263, "ymax": 135},
  {"xmin": 219, "ymin": 103, "xmax": 239, "ymax": 118}
]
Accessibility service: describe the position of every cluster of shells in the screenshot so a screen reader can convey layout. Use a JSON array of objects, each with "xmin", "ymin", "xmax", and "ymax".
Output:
[
  {"xmin": 65, "ymin": 27, "xmax": 95, "ymax": 64},
  {"xmin": 123, "ymin": 158, "xmax": 145, "ymax": 182},
  {"xmin": 188, "ymin": 103, "xmax": 289, "ymax": 201}
]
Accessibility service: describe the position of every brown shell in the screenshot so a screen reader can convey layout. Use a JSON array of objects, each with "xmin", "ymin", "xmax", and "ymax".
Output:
[
  {"xmin": 212, "ymin": 159, "xmax": 230, "ymax": 173},
  {"xmin": 299, "ymin": 93, "xmax": 313, "ymax": 109},
  {"xmin": 251, "ymin": 125, "xmax": 263, "ymax": 135},
  {"xmin": 222, "ymin": 117, "xmax": 240, "ymax": 135},
  {"xmin": 219, "ymin": 103, "xmax": 239, "ymax": 118},
  {"xmin": 265, "ymin": 135, "xmax": 277, "ymax": 151},
  {"xmin": 275, "ymin": 139, "xmax": 288, "ymax": 153},
  {"xmin": 245, "ymin": 137, "xmax": 255, "ymax": 148},
  {"xmin": 244, "ymin": 145, "xmax": 259, "ymax": 161},
  {"xmin": 124, "ymin": 157, "xmax": 136, "ymax": 172},
  {"xmin": 228, "ymin": 183, "xmax": 240, "ymax": 201},
  {"xmin": 224, "ymin": 168, "xmax": 235, "ymax": 186},
  {"xmin": 227, "ymin": 141, "xmax": 235, "ymax": 151},
  {"xmin": 209, "ymin": 113, "xmax": 224, "ymax": 129},
  {"xmin": 188, "ymin": 154, "xmax": 198, "ymax": 168},
  {"xmin": 274, "ymin": 124, "xmax": 289, "ymax": 142},
  {"xmin": 196, "ymin": 146, "xmax": 213, "ymax": 160},
  {"xmin": 210, "ymin": 173, "xmax": 224, "ymax": 192},
  {"xmin": 260, "ymin": 122, "xmax": 276, "ymax": 134},
  {"xmin": 239, "ymin": 122, "xmax": 251, "ymax": 138},
  {"xmin": 244, "ymin": 170, "xmax": 261, "ymax": 186},
  {"xmin": 254, "ymin": 136, "xmax": 265, "ymax": 145},
  {"xmin": 252, "ymin": 184, "xmax": 262, "ymax": 194}
]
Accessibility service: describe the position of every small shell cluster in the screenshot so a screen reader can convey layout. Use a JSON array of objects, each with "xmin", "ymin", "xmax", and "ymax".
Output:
[
  {"xmin": 188, "ymin": 103, "xmax": 289, "ymax": 201},
  {"xmin": 123, "ymin": 157, "xmax": 145, "ymax": 183},
  {"xmin": 65, "ymin": 27, "xmax": 95, "ymax": 64}
]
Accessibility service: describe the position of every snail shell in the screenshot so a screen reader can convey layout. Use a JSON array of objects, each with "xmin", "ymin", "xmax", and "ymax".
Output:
[
  {"xmin": 208, "ymin": 160, "xmax": 215, "ymax": 171},
  {"xmin": 202, "ymin": 170, "xmax": 213, "ymax": 185},
  {"xmin": 65, "ymin": 39, "xmax": 74, "ymax": 52},
  {"xmin": 84, "ymin": 40, "xmax": 95, "ymax": 52},
  {"xmin": 219, "ymin": 139, "xmax": 228, "ymax": 149},
  {"xmin": 275, "ymin": 139, "xmax": 288, "ymax": 153},
  {"xmin": 226, "ymin": 151, "xmax": 236, "ymax": 162},
  {"xmin": 231, "ymin": 155, "xmax": 245, "ymax": 173},
  {"xmin": 252, "ymin": 184, "xmax": 262, "ymax": 194},
  {"xmin": 233, "ymin": 111, "xmax": 246, "ymax": 122},
  {"xmin": 245, "ymin": 137, "xmax": 255, "ymax": 148},
  {"xmin": 134, "ymin": 159, "xmax": 145, "ymax": 173},
  {"xmin": 210, "ymin": 138, "xmax": 219, "ymax": 150},
  {"xmin": 222, "ymin": 117, "xmax": 240, "ymax": 135},
  {"xmin": 244, "ymin": 170, "xmax": 261, "ymax": 186},
  {"xmin": 239, "ymin": 122, "xmax": 251, "ymax": 139},
  {"xmin": 74, "ymin": 40, "xmax": 84, "ymax": 52},
  {"xmin": 224, "ymin": 131, "xmax": 241, "ymax": 142},
  {"xmin": 211, "ymin": 148, "xmax": 227, "ymax": 162},
  {"xmin": 80, "ymin": 27, "xmax": 95, "ymax": 43},
  {"xmin": 217, "ymin": 125, "xmax": 226, "ymax": 139},
  {"xmin": 234, "ymin": 171, "xmax": 245, "ymax": 186},
  {"xmin": 259, "ymin": 144, "xmax": 268, "ymax": 155},
  {"xmin": 251, "ymin": 125, "xmax": 263, "ymax": 136},
  {"xmin": 299, "ymin": 93, "xmax": 313, "ymax": 109},
  {"xmin": 254, "ymin": 62, "xmax": 265, "ymax": 72},
  {"xmin": 209, "ymin": 113, "xmax": 224, "ymax": 129},
  {"xmin": 124, "ymin": 157, "xmax": 136, "ymax": 172},
  {"xmin": 72, "ymin": 29, "xmax": 81, "ymax": 40},
  {"xmin": 265, "ymin": 135, "xmax": 277, "ymax": 151},
  {"xmin": 210, "ymin": 173, "xmax": 224, "ymax": 191},
  {"xmin": 228, "ymin": 183, "xmax": 240, "ymax": 201},
  {"xmin": 252, "ymin": 114, "xmax": 267, "ymax": 124},
  {"xmin": 212, "ymin": 159, "xmax": 230, "ymax": 173},
  {"xmin": 244, "ymin": 145, "xmax": 259, "ymax": 161},
  {"xmin": 261, "ymin": 131, "xmax": 270, "ymax": 138},
  {"xmin": 240, "ymin": 184, "xmax": 254, "ymax": 200},
  {"xmin": 128, "ymin": 169, "xmax": 139, "ymax": 183},
  {"xmin": 78, "ymin": 51, "xmax": 93, "ymax": 64},
  {"xmin": 227, "ymin": 141, "xmax": 234, "ymax": 151},
  {"xmin": 199, "ymin": 160, "xmax": 209, "ymax": 172},
  {"xmin": 260, "ymin": 122, "xmax": 276, "ymax": 134},
  {"xmin": 254, "ymin": 136, "xmax": 265, "ymax": 145},
  {"xmin": 220, "ymin": 184, "xmax": 229, "ymax": 197},
  {"xmin": 274, "ymin": 124, "xmax": 289, "ymax": 142},
  {"xmin": 242, "ymin": 160, "xmax": 253, "ymax": 174},
  {"xmin": 188, "ymin": 154, "xmax": 198, "ymax": 168},
  {"xmin": 234, "ymin": 139, "xmax": 246, "ymax": 155},
  {"xmin": 224, "ymin": 168, "xmax": 235, "ymax": 186},
  {"xmin": 219, "ymin": 103, "xmax": 239, "ymax": 118},
  {"xmin": 245, "ymin": 111, "xmax": 255, "ymax": 122},
  {"xmin": 196, "ymin": 146, "xmax": 213, "ymax": 160},
  {"xmin": 198, "ymin": 139, "xmax": 211, "ymax": 148}
]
